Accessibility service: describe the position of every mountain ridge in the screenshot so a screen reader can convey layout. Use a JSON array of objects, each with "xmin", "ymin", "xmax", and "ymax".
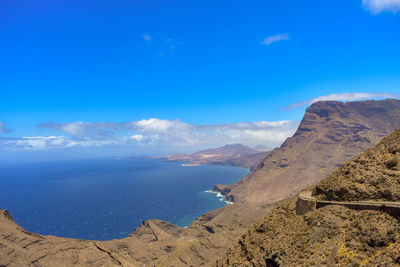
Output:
[{"xmin": 215, "ymin": 99, "xmax": 400, "ymax": 204}]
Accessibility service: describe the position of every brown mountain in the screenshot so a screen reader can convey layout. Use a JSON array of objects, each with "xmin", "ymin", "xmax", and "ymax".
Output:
[
  {"xmin": 194, "ymin": 144, "xmax": 259, "ymax": 155},
  {"xmin": 215, "ymin": 99, "xmax": 400, "ymax": 204},
  {"xmin": 214, "ymin": 128, "xmax": 400, "ymax": 266},
  {"xmin": 157, "ymin": 144, "xmax": 270, "ymax": 170},
  {"xmin": 2, "ymin": 99, "xmax": 400, "ymax": 266}
]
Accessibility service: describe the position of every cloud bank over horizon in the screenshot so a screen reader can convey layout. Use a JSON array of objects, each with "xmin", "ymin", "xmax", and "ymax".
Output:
[
  {"xmin": 4, "ymin": 94, "xmax": 400, "ymax": 153},
  {"xmin": 1, "ymin": 119, "xmax": 299, "ymax": 151},
  {"xmin": 283, "ymin": 92, "xmax": 399, "ymax": 110},
  {"xmin": 362, "ymin": 0, "xmax": 400, "ymax": 14}
]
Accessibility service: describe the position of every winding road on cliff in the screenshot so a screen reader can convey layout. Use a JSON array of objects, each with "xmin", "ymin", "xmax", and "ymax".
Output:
[{"xmin": 296, "ymin": 190, "xmax": 400, "ymax": 216}]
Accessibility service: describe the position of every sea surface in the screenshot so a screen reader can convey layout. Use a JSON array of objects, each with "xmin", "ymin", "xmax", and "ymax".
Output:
[{"xmin": 0, "ymin": 157, "xmax": 248, "ymax": 240}]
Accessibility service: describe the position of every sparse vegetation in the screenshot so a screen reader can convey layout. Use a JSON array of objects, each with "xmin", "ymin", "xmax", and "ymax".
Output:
[
  {"xmin": 313, "ymin": 129, "xmax": 400, "ymax": 201},
  {"xmin": 216, "ymin": 128, "xmax": 400, "ymax": 265},
  {"xmin": 214, "ymin": 199, "xmax": 400, "ymax": 266},
  {"xmin": 385, "ymin": 157, "xmax": 398, "ymax": 169},
  {"xmin": 389, "ymin": 145, "xmax": 400, "ymax": 154}
]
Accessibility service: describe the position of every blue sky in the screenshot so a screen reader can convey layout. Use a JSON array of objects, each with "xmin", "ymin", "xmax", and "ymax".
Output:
[{"xmin": 1, "ymin": 0, "xmax": 400, "ymax": 160}]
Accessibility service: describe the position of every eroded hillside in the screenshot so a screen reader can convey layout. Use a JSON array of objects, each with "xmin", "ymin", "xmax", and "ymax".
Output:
[
  {"xmin": 314, "ymin": 129, "xmax": 400, "ymax": 201},
  {"xmin": 215, "ymin": 127, "xmax": 400, "ymax": 266}
]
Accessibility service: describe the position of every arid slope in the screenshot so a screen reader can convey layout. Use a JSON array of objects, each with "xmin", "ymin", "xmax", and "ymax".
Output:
[
  {"xmin": 314, "ymin": 129, "xmax": 400, "ymax": 201},
  {"xmin": 215, "ymin": 128, "xmax": 400, "ymax": 266}
]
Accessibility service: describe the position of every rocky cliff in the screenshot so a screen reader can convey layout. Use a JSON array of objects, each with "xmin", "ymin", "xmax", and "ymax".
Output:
[
  {"xmin": 217, "ymin": 99, "xmax": 400, "ymax": 204},
  {"xmin": 214, "ymin": 125, "xmax": 400, "ymax": 266},
  {"xmin": 2, "ymin": 99, "xmax": 400, "ymax": 266}
]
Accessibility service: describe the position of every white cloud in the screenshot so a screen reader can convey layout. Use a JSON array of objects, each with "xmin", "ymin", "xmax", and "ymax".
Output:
[
  {"xmin": 143, "ymin": 34, "xmax": 152, "ymax": 41},
  {"xmin": 362, "ymin": 0, "xmax": 400, "ymax": 14},
  {"xmin": 2, "ymin": 136, "xmax": 142, "ymax": 151},
  {"xmin": 38, "ymin": 122, "xmax": 116, "ymax": 138},
  {"xmin": 132, "ymin": 118, "xmax": 181, "ymax": 133},
  {"xmin": 199, "ymin": 120, "xmax": 299, "ymax": 146},
  {"xmin": 3, "ymin": 119, "xmax": 300, "ymax": 151},
  {"xmin": 261, "ymin": 33, "xmax": 290, "ymax": 46},
  {"xmin": 6, "ymin": 136, "xmax": 70, "ymax": 150},
  {"xmin": 0, "ymin": 122, "xmax": 11, "ymax": 133},
  {"xmin": 130, "ymin": 135, "xmax": 144, "ymax": 142},
  {"xmin": 283, "ymin": 92, "xmax": 399, "ymax": 110}
]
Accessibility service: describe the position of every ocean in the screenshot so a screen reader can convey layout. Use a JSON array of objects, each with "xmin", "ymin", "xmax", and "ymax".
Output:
[{"xmin": 0, "ymin": 157, "xmax": 248, "ymax": 240}]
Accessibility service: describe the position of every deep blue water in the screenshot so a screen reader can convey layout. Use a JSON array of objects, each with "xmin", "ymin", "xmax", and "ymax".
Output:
[{"xmin": 0, "ymin": 158, "xmax": 248, "ymax": 240}]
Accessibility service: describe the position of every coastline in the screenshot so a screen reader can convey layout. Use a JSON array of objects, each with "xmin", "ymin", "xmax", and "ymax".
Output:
[
  {"xmin": 204, "ymin": 189, "xmax": 234, "ymax": 205},
  {"xmin": 152, "ymin": 155, "xmax": 262, "ymax": 171},
  {"xmin": 0, "ymin": 157, "xmax": 248, "ymax": 241}
]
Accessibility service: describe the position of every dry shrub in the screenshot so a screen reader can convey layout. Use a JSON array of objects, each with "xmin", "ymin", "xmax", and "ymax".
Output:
[{"xmin": 385, "ymin": 157, "xmax": 398, "ymax": 169}]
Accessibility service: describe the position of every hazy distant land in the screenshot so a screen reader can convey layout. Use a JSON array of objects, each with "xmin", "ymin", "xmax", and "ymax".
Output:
[{"xmin": 154, "ymin": 143, "xmax": 270, "ymax": 170}]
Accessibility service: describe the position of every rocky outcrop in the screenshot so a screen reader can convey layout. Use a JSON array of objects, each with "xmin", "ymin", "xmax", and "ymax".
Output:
[
  {"xmin": 0, "ymin": 208, "xmax": 135, "ymax": 266},
  {"xmin": 214, "ymin": 199, "xmax": 400, "ymax": 266}
]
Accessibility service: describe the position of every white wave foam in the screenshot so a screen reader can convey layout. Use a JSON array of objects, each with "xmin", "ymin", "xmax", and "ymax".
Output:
[{"xmin": 205, "ymin": 189, "xmax": 234, "ymax": 205}]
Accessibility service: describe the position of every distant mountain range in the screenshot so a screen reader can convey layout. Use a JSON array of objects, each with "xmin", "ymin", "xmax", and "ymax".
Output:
[{"xmin": 155, "ymin": 143, "xmax": 270, "ymax": 170}]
